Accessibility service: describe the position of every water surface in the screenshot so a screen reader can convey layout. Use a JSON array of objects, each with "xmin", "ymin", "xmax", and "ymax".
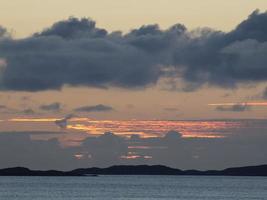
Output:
[{"xmin": 0, "ymin": 175, "xmax": 267, "ymax": 200}]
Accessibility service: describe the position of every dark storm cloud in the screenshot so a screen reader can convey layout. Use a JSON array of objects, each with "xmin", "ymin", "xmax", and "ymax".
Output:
[
  {"xmin": 0, "ymin": 10, "xmax": 267, "ymax": 91},
  {"xmin": 74, "ymin": 104, "xmax": 113, "ymax": 112},
  {"xmin": 216, "ymin": 104, "xmax": 251, "ymax": 112},
  {"xmin": 39, "ymin": 102, "xmax": 61, "ymax": 112},
  {"xmin": 171, "ymin": 10, "xmax": 267, "ymax": 89}
]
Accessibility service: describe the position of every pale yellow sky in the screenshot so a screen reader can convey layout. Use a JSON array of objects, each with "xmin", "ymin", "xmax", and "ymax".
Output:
[
  {"xmin": 0, "ymin": 0, "xmax": 267, "ymax": 38},
  {"xmin": 1, "ymin": 83, "xmax": 267, "ymax": 121}
]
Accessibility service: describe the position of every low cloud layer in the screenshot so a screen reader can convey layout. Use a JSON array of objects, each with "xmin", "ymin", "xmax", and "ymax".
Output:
[
  {"xmin": 0, "ymin": 128, "xmax": 266, "ymax": 170},
  {"xmin": 0, "ymin": 10, "xmax": 267, "ymax": 91}
]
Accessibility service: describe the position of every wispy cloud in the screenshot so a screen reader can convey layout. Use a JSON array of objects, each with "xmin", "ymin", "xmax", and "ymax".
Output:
[
  {"xmin": 209, "ymin": 102, "xmax": 267, "ymax": 112},
  {"xmin": 39, "ymin": 102, "xmax": 62, "ymax": 112},
  {"xmin": 215, "ymin": 104, "xmax": 251, "ymax": 112},
  {"xmin": 209, "ymin": 102, "xmax": 267, "ymax": 106},
  {"xmin": 74, "ymin": 104, "xmax": 113, "ymax": 113}
]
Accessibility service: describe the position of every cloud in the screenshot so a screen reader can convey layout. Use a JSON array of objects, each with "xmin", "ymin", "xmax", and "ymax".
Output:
[
  {"xmin": 21, "ymin": 108, "xmax": 36, "ymax": 115},
  {"xmin": 0, "ymin": 104, "xmax": 36, "ymax": 115},
  {"xmin": 164, "ymin": 130, "xmax": 182, "ymax": 140},
  {"xmin": 34, "ymin": 17, "xmax": 107, "ymax": 39},
  {"xmin": 262, "ymin": 87, "xmax": 267, "ymax": 99},
  {"xmin": 164, "ymin": 107, "xmax": 179, "ymax": 112},
  {"xmin": 216, "ymin": 104, "xmax": 251, "ymax": 112},
  {"xmin": 74, "ymin": 104, "xmax": 113, "ymax": 112},
  {"xmin": 82, "ymin": 132, "xmax": 127, "ymax": 166},
  {"xmin": 0, "ymin": 132, "xmax": 81, "ymax": 170},
  {"xmin": 0, "ymin": 105, "xmax": 7, "ymax": 109},
  {"xmin": 0, "ymin": 11, "xmax": 267, "ymax": 91},
  {"xmin": 39, "ymin": 102, "xmax": 61, "ymax": 112},
  {"xmin": 1, "ymin": 126, "xmax": 267, "ymax": 170},
  {"xmin": 0, "ymin": 26, "xmax": 10, "ymax": 38},
  {"xmin": 0, "ymin": 105, "xmax": 17, "ymax": 114},
  {"xmin": 55, "ymin": 114, "xmax": 75, "ymax": 129}
]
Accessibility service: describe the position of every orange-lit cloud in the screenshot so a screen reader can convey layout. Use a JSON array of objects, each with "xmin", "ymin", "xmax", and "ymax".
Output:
[
  {"xmin": 66, "ymin": 119, "xmax": 240, "ymax": 138},
  {"xmin": 8, "ymin": 117, "xmax": 91, "ymax": 122},
  {"xmin": 120, "ymin": 155, "xmax": 152, "ymax": 160},
  {"xmin": 5, "ymin": 118, "xmax": 242, "ymax": 139},
  {"xmin": 8, "ymin": 118, "xmax": 60, "ymax": 122}
]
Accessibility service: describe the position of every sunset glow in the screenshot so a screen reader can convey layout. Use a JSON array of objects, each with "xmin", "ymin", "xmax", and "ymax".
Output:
[
  {"xmin": 66, "ymin": 119, "xmax": 241, "ymax": 138},
  {"xmin": 1, "ymin": 0, "xmax": 267, "ymax": 174},
  {"xmin": 4, "ymin": 118, "xmax": 243, "ymax": 139}
]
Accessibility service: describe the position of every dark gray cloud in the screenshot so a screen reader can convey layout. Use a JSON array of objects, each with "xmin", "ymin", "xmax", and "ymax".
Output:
[
  {"xmin": 0, "ymin": 105, "xmax": 7, "ymax": 109},
  {"xmin": 82, "ymin": 132, "xmax": 127, "ymax": 166},
  {"xmin": 1, "ymin": 107, "xmax": 36, "ymax": 115},
  {"xmin": 0, "ymin": 26, "xmax": 10, "ymax": 38},
  {"xmin": 74, "ymin": 104, "xmax": 113, "ymax": 112},
  {"xmin": 216, "ymin": 104, "xmax": 251, "ymax": 112},
  {"xmin": 0, "ymin": 104, "xmax": 36, "ymax": 115},
  {"xmin": 55, "ymin": 114, "xmax": 75, "ymax": 129},
  {"xmin": 21, "ymin": 108, "xmax": 36, "ymax": 115},
  {"xmin": 0, "ymin": 11, "xmax": 267, "ymax": 91},
  {"xmin": 0, "ymin": 132, "xmax": 83, "ymax": 170},
  {"xmin": 0, "ymin": 105, "xmax": 17, "ymax": 114},
  {"xmin": 262, "ymin": 87, "xmax": 267, "ymax": 99},
  {"xmin": 34, "ymin": 17, "xmax": 107, "ymax": 39},
  {"xmin": 39, "ymin": 102, "xmax": 61, "ymax": 112}
]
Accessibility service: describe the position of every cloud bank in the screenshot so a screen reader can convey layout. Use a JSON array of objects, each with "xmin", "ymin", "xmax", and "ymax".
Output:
[
  {"xmin": 0, "ymin": 10, "xmax": 267, "ymax": 91},
  {"xmin": 0, "ymin": 128, "xmax": 267, "ymax": 170}
]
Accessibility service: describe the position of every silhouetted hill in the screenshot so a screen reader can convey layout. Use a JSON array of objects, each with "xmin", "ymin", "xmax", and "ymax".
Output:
[
  {"xmin": 71, "ymin": 165, "xmax": 183, "ymax": 175},
  {"xmin": 222, "ymin": 165, "xmax": 267, "ymax": 176},
  {"xmin": 0, "ymin": 167, "xmax": 83, "ymax": 176},
  {"xmin": 0, "ymin": 164, "xmax": 267, "ymax": 176}
]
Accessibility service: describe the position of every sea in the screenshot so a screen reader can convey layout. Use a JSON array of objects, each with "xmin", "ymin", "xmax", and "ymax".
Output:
[{"xmin": 0, "ymin": 175, "xmax": 266, "ymax": 200}]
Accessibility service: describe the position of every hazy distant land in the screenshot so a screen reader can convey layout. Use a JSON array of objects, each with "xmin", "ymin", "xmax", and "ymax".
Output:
[{"xmin": 0, "ymin": 165, "xmax": 267, "ymax": 177}]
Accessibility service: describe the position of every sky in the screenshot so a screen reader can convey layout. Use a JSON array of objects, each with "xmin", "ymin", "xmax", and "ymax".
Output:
[{"xmin": 0, "ymin": 0, "xmax": 267, "ymax": 170}]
